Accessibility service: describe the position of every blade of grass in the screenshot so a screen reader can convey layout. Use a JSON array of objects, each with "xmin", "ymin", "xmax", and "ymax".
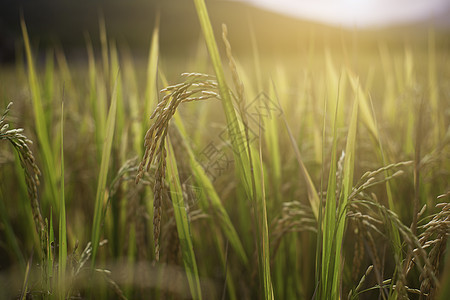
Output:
[
  {"xmin": 193, "ymin": 0, "xmax": 251, "ymax": 185},
  {"xmin": 21, "ymin": 18, "xmax": 59, "ymax": 211},
  {"xmin": 175, "ymin": 118, "xmax": 248, "ymax": 264},
  {"xmin": 106, "ymin": 41, "xmax": 124, "ymax": 257},
  {"xmin": 85, "ymin": 33, "xmax": 106, "ymax": 159},
  {"xmin": 320, "ymin": 83, "xmax": 339, "ymax": 299},
  {"xmin": 143, "ymin": 16, "xmax": 160, "ymax": 137},
  {"xmin": 331, "ymin": 74, "xmax": 359, "ymax": 297},
  {"xmin": 47, "ymin": 210, "xmax": 55, "ymax": 294},
  {"xmin": 19, "ymin": 253, "xmax": 33, "ymax": 300},
  {"xmin": 325, "ymin": 50, "xmax": 342, "ymax": 129},
  {"xmin": 110, "ymin": 41, "xmax": 125, "ymax": 157},
  {"xmin": 264, "ymin": 84, "xmax": 282, "ymax": 204},
  {"xmin": 120, "ymin": 44, "xmax": 143, "ymax": 156},
  {"xmin": 428, "ymin": 29, "xmax": 441, "ymax": 144},
  {"xmin": 316, "ymin": 94, "xmax": 328, "ymax": 291},
  {"xmin": 43, "ymin": 49, "xmax": 54, "ymax": 128},
  {"xmin": 91, "ymin": 75, "xmax": 118, "ymax": 266},
  {"xmin": 249, "ymin": 21, "xmax": 263, "ymax": 91},
  {"xmin": 99, "ymin": 13, "xmax": 109, "ymax": 91},
  {"xmin": 58, "ymin": 95, "xmax": 67, "ymax": 299},
  {"xmin": 166, "ymin": 138, "xmax": 202, "ymax": 300},
  {"xmin": 378, "ymin": 43, "xmax": 397, "ymax": 125},
  {"xmin": 348, "ymin": 69, "xmax": 378, "ymax": 141},
  {"xmin": 55, "ymin": 47, "xmax": 76, "ymax": 117},
  {"xmin": 402, "ymin": 48, "xmax": 415, "ymax": 155},
  {"xmin": 257, "ymin": 123, "xmax": 274, "ymax": 300}
]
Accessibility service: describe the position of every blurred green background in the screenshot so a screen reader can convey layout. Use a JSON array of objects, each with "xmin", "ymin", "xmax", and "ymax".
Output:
[{"xmin": 1, "ymin": 0, "xmax": 449, "ymax": 63}]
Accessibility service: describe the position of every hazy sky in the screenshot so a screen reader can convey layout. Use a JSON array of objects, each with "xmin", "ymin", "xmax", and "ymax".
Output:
[{"xmin": 236, "ymin": 0, "xmax": 450, "ymax": 28}]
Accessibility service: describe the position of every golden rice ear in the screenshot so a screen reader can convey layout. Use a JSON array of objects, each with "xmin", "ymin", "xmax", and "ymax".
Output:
[
  {"xmin": 135, "ymin": 73, "xmax": 218, "ymax": 261},
  {"xmin": 0, "ymin": 102, "xmax": 43, "ymax": 232},
  {"xmin": 152, "ymin": 145, "xmax": 166, "ymax": 262},
  {"xmin": 0, "ymin": 102, "xmax": 47, "ymax": 266}
]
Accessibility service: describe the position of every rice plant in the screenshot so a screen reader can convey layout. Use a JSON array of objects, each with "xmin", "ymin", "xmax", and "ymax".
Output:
[{"xmin": 0, "ymin": 1, "xmax": 449, "ymax": 299}]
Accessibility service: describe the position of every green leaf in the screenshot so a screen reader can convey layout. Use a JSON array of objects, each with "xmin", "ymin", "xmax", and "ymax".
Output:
[
  {"xmin": 166, "ymin": 138, "xmax": 202, "ymax": 300},
  {"xmin": 91, "ymin": 75, "xmax": 118, "ymax": 266},
  {"xmin": 58, "ymin": 97, "xmax": 67, "ymax": 299},
  {"xmin": 21, "ymin": 19, "xmax": 59, "ymax": 211}
]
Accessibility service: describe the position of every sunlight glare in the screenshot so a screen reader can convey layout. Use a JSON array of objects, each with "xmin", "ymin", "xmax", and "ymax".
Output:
[{"xmin": 237, "ymin": 0, "xmax": 450, "ymax": 28}]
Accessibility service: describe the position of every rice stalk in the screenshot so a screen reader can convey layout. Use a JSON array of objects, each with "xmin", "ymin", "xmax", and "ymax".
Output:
[
  {"xmin": 349, "ymin": 198, "xmax": 440, "ymax": 298},
  {"xmin": 95, "ymin": 268, "xmax": 128, "ymax": 300},
  {"xmin": 357, "ymin": 278, "xmax": 425, "ymax": 298},
  {"xmin": 347, "ymin": 265, "xmax": 373, "ymax": 300}
]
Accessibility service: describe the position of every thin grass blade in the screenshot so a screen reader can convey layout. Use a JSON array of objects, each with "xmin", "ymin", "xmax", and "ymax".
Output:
[
  {"xmin": 320, "ymin": 77, "xmax": 340, "ymax": 298},
  {"xmin": 172, "ymin": 107, "xmax": 249, "ymax": 265},
  {"xmin": 91, "ymin": 75, "xmax": 118, "ymax": 266},
  {"xmin": 58, "ymin": 97, "xmax": 67, "ymax": 299},
  {"xmin": 19, "ymin": 253, "xmax": 33, "ymax": 300},
  {"xmin": 332, "ymin": 73, "xmax": 359, "ymax": 296},
  {"xmin": 21, "ymin": 19, "xmax": 59, "ymax": 210},
  {"xmin": 166, "ymin": 138, "xmax": 202, "ymax": 300}
]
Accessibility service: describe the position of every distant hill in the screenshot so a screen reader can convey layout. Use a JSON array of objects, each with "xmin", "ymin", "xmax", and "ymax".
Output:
[{"xmin": 0, "ymin": 0, "xmax": 449, "ymax": 62}]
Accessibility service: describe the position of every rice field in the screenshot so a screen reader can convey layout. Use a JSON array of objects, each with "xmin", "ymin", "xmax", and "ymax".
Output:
[{"xmin": 0, "ymin": 1, "xmax": 449, "ymax": 299}]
